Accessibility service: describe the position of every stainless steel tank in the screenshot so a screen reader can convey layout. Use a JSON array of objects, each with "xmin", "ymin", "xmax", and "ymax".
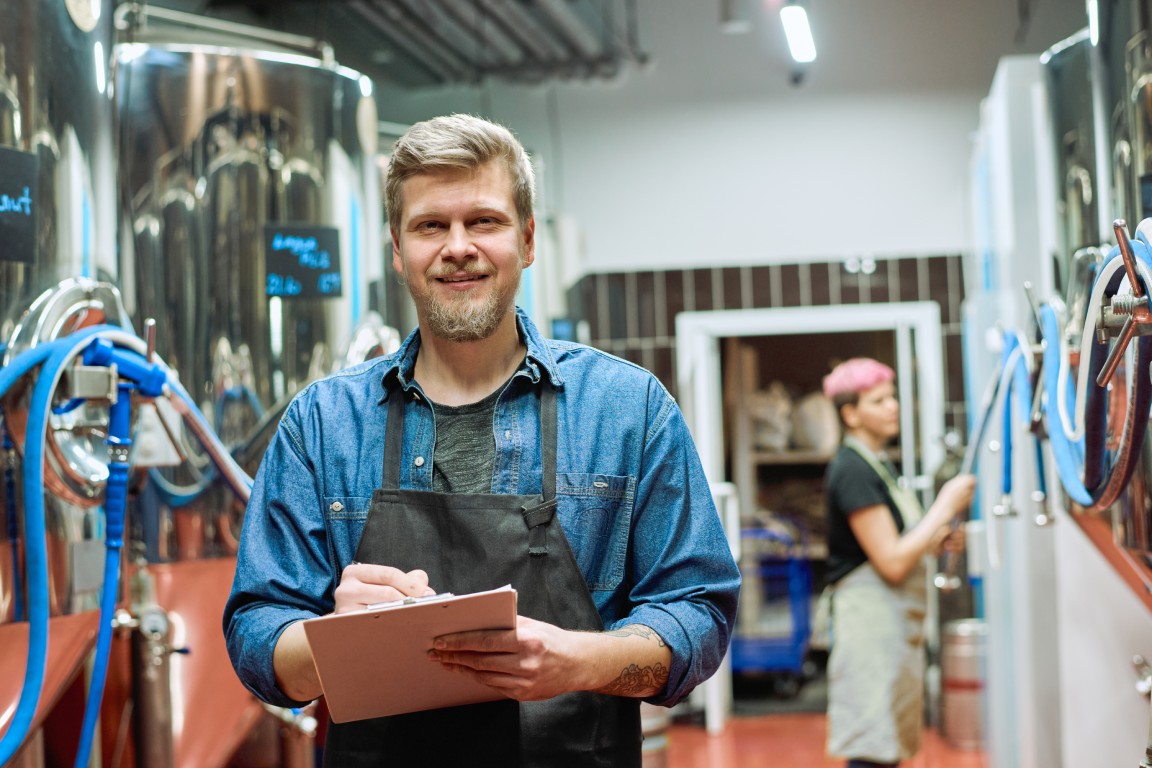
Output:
[
  {"xmin": 114, "ymin": 9, "xmax": 384, "ymax": 561},
  {"xmin": 1126, "ymin": 1, "xmax": 1152, "ymax": 221},
  {"xmin": 0, "ymin": 0, "xmax": 121, "ymax": 626},
  {"xmin": 1101, "ymin": 0, "xmax": 1136, "ymax": 227},
  {"xmin": 1044, "ymin": 33, "xmax": 1099, "ymax": 274},
  {"xmin": 1104, "ymin": 0, "xmax": 1152, "ymax": 569}
]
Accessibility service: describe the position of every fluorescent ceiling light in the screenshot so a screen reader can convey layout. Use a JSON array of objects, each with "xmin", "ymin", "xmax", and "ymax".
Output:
[{"xmin": 780, "ymin": 4, "xmax": 816, "ymax": 63}]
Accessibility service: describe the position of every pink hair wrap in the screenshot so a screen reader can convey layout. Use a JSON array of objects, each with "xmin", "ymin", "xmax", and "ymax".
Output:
[{"xmin": 822, "ymin": 358, "xmax": 895, "ymax": 399}]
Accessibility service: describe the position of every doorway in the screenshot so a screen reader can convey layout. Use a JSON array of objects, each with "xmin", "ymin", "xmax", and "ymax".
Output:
[{"xmin": 674, "ymin": 302, "xmax": 947, "ymax": 732}]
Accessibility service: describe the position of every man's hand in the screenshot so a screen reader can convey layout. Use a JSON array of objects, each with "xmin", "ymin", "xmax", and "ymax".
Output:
[
  {"xmin": 332, "ymin": 563, "xmax": 435, "ymax": 614},
  {"xmin": 428, "ymin": 617, "xmax": 671, "ymax": 701}
]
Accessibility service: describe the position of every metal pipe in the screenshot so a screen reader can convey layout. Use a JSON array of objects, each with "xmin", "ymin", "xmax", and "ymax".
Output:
[
  {"xmin": 349, "ymin": 0, "xmax": 466, "ymax": 82},
  {"xmin": 476, "ymin": 0, "xmax": 569, "ymax": 63},
  {"xmin": 535, "ymin": 0, "xmax": 603, "ymax": 59},
  {"xmin": 436, "ymin": 0, "xmax": 526, "ymax": 66},
  {"xmin": 374, "ymin": 0, "xmax": 477, "ymax": 75},
  {"xmin": 263, "ymin": 705, "xmax": 318, "ymax": 768},
  {"xmin": 348, "ymin": 0, "xmax": 455, "ymax": 82},
  {"xmin": 113, "ymin": 2, "xmax": 334, "ymax": 65},
  {"xmin": 162, "ymin": 389, "xmax": 253, "ymax": 505},
  {"xmin": 131, "ymin": 605, "xmax": 176, "ymax": 768},
  {"xmin": 394, "ymin": 0, "xmax": 502, "ymax": 68}
]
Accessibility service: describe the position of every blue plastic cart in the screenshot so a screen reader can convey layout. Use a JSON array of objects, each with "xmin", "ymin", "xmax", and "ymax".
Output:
[{"xmin": 731, "ymin": 527, "xmax": 813, "ymax": 696}]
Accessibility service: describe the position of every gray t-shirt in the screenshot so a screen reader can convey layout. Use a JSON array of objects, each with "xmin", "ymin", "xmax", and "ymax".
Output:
[{"xmin": 430, "ymin": 384, "xmax": 503, "ymax": 494}]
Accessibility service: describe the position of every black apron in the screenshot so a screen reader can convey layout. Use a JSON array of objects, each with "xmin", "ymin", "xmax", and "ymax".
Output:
[{"xmin": 323, "ymin": 381, "xmax": 642, "ymax": 767}]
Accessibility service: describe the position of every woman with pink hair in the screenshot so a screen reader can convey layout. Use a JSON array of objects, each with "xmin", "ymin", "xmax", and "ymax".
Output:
[{"xmin": 821, "ymin": 358, "xmax": 976, "ymax": 768}]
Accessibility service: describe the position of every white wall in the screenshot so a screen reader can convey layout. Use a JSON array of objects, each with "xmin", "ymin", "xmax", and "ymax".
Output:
[
  {"xmin": 372, "ymin": 0, "xmax": 1085, "ymax": 282},
  {"xmin": 1054, "ymin": 515, "xmax": 1152, "ymax": 767}
]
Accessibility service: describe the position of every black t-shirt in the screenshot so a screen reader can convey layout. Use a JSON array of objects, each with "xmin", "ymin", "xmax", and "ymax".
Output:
[
  {"xmin": 824, "ymin": 444, "xmax": 905, "ymax": 585},
  {"xmin": 430, "ymin": 386, "xmax": 502, "ymax": 494}
]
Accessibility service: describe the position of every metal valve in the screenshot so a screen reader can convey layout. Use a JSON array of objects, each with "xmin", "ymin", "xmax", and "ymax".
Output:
[
  {"xmin": 992, "ymin": 494, "xmax": 1016, "ymax": 517},
  {"xmin": 1097, "ymin": 220, "xmax": 1152, "ymax": 387},
  {"xmin": 1031, "ymin": 490, "xmax": 1053, "ymax": 526}
]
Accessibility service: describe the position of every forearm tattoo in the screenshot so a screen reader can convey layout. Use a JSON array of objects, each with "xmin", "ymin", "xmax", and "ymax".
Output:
[
  {"xmin": 601, "ymin": 624, "xmax": 670, "ymax": 696},
  {"xmin": 602, "ymin": 662, "xmax": 670, "ymax": 696}
]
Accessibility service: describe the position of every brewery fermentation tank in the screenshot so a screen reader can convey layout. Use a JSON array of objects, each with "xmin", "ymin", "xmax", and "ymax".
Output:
[
  {"xmin": 0, "ymin": 0, "xmax": 122, "ymax": 626},
  {"xmin": 116, "ymin": 23, "xmax": 384, "ymax": 561},
  {"xmin": 1043, "ymin": 32, "xmax": 1099, "ymax": 267}
]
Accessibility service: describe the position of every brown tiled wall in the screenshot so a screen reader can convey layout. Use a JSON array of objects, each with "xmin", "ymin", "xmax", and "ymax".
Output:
[{"xmin": 566, "ymin": 255, "xmax": 968, "ymax": 433}]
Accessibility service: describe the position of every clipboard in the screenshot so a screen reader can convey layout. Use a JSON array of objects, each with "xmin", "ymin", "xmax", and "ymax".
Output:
[{"xmin": 302, "ymin": 584, "xmax": 518, "ymax": 723}]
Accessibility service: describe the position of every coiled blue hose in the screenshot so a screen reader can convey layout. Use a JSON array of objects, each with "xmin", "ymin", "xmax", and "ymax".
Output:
[
  {"xmin": 1040, "ymin": 304, "xmax": 1092, "ymax": 506},
  {"xmin": 1040, "ymin": 234, "xmax": 1152, "ymax": 509},
  {"xmin": 0, "ymin": 327, "xmax": 253, "ymax": 765},
  {"xmin": 0, "ymin": 325, "xmax": 123, "ymax": 766},
  {"xmin": 998, "ymin": 331, "xmax": 1049, "ymax": 515}
]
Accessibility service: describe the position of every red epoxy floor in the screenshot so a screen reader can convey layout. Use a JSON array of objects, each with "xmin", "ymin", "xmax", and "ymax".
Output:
[{"xmin": 668, "ymin": 715, "xmax": 987, "ymax": 768}]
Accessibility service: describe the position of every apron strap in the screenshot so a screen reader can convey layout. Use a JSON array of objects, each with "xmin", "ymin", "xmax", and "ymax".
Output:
[
  {"xmin": 540, "ymin": 383, "xmax": 556, "ymax": 502},
  {"xmin": 380, "ymin": 376, "xmax": 559, "ymax": 499},
  {"xmin": 382, "ymin": 385, "xmax": 406, "ymax": 489},
  {"xmin": 843, "ymin": 437, "xmax": 923, "ymax": 528}
]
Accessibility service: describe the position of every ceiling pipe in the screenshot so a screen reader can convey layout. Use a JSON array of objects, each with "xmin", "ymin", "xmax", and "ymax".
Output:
[
  {"xmin": 348, "ymin": 0, "xmax": 460, "ymax": 83},
  {"xmin": 476, "ymin": 0, "xmax": 570, "ymax": 63},
  {"xmin": 534, "ymin": 0, "xmax": 603, "ymax": 60},
  {"xmin": 436, "ymin": 0, "xmax": 526, "ymax": 67},
  {"xmin": 369, "ymin": 0, "xmax": 477, "ymax": 80},
  {"xmin": 394, "ymin": 0, "xmax": 504, "ymax": 68}
]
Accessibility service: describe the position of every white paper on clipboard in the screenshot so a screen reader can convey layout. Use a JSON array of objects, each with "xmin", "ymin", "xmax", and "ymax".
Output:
[{"xmin": 302, "ymin": 584, "xmax": 517, "ymax": 723}]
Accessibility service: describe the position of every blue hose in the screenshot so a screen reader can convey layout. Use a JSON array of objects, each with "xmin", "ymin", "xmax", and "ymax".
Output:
[
  {"xmin": 1040, "ymin": 304, "xmax": 1093, "ymax": 506},
  {"xmin": 999, "ymin": 331, "xmax": 1050, "ymax": 515},
  {"xmin": 0, "ymin": 325, "xmax": 123, "ymax": 766},
  {"xmin": 0, "ymin": 326, "xmax": 253, "ymax": 764},
  {"xmin": 1040, "ymin": 234, "xmax": 1152, "ymax": 509},
  {"xmin": 72, "ymin": 384, "xmax": 133, "ymax": 768}
]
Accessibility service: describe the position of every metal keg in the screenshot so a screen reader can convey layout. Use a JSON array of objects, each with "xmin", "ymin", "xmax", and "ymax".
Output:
[{"xmin": 941, "ymin": 618, "xmax": 988, "ymax": 751}]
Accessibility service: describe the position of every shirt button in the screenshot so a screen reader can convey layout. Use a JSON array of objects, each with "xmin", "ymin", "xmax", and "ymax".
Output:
[
  {"xmin": 330, "ymin": 501, "xmax": 344, "ymax": 512},
  {"xmin": 414, "ymin": 456, "xmax": 425, "ymax": 467},
  {"xmin": 504, "ymin": 430, "xmax": 512, "ymax": 439}
]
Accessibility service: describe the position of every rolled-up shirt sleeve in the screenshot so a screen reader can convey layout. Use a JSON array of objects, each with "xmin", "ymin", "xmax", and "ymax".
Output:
[
  {"xmin": 611, "ymin": 385, "xmax": 741, "ymax": 706},
  {"xmin": 223, "ymin": 397, "xmax": 337, "ymax": 707}
]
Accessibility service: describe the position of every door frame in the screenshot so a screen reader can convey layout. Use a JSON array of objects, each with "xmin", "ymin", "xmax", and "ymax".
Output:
[
  {"xmin": 675, "ymin": 302, "xmax": 946, "ymax": 491},
  {"xmin": 674, "ymin": 302, "xmax": 947, "ymax": 733}
]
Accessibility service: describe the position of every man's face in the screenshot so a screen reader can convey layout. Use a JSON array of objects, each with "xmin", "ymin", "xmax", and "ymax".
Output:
[{"xmin": 392, "ymin": 161, "xmax": 534, "ymax": 342}]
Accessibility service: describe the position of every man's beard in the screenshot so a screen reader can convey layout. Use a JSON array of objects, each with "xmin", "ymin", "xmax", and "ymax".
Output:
[{"xmin": 408, "ymin": 265, "xmax": 521, "ymax": 342}]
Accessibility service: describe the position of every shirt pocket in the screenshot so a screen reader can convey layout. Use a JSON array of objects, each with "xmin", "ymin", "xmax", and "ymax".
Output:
[
  {"xmin": 556, "ymin": 473, "xmax": 635, "ymax": 591},
  {"xmin": 322, "ymin": 495, "xmax": 373, "ymax": 566}
]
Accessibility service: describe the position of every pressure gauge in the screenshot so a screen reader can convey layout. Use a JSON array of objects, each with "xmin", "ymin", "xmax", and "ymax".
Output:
[{"xmin": 138, "ymin": 606, "xmax": 170, "ymax": 639}]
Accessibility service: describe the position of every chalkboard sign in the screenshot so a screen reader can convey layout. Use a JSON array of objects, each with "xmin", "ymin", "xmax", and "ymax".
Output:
[
  {"xmin": 264, "ymin": 224, "xmax": 342, "ymax": 299},
  {"xmin": 0, "ymin": 146, "xmax": 38, "ymax": 265}
]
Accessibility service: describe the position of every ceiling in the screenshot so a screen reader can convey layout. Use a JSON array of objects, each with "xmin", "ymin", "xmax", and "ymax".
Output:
[
  {"xmin": 123, "ymin": 1, "xmax": 1089, "ymax": 96},
  {"xmin": 131, "ymin": 0, "xmax": 644, "ymax": 88}
]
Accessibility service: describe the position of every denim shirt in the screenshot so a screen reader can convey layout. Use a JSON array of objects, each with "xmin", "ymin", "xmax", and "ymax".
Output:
[{"xmin": 224, "ymin": 308, "xmax": 741, "ymax": 709}]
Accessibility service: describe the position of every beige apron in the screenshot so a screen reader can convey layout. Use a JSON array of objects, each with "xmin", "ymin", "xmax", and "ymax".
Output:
[{"xmin": 826, "ymin": 438, "xmax": 927, "ymax": 763}]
